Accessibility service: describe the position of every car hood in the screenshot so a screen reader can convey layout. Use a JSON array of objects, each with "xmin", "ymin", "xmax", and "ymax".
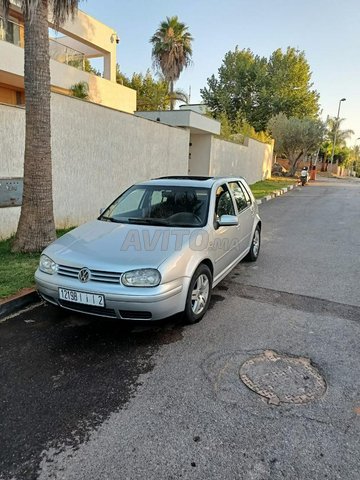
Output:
[{"xmin": 43, "ymin": 220, "xmax": 201, "ymax": 271}]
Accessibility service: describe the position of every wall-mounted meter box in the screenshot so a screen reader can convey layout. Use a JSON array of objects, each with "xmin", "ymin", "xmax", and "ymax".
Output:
[{"xmin": 0, "ymin": 178, "xmax": 23, "ymax": 207}]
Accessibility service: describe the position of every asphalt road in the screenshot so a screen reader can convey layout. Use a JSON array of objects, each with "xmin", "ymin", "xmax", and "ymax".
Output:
[{"xmin": 0, "ymin": 176, "xmax": 359, "ymax": 480}]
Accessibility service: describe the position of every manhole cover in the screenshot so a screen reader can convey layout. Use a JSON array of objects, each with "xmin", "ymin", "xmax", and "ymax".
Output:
[{"xmin": 239, "ymin": 350, "xmax": 326, "ymax": 405}]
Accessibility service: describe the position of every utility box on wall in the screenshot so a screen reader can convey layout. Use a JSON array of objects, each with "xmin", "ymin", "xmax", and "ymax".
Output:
[{"xmin": 0, "ymin": 178, "xmax": 23, "ymax": 207}]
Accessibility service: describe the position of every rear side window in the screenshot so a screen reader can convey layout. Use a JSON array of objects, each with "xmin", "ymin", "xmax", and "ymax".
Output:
[
  {"xmin": 229, "ymin": 182, "xmax": 249, "ymax": 212},
  {"xmin": 239, "ymin": 181, "xmax": 252, "ymax": 206}
]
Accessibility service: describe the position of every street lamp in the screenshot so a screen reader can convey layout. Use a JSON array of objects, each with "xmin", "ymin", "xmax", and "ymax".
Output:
[{"xmin": 330, "ymin": 97, "xmax": 346, "ymax": 165}]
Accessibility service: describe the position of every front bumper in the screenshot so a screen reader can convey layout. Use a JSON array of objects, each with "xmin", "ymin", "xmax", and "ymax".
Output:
[{"xmin": 35, "ymin": 269, "xmax": 190, "ymax": 321}]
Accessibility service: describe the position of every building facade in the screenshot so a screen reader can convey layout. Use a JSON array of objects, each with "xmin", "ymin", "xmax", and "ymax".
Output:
[{"xmin": 0, "ymin": 1, "xmax": 136, "ymax": 113}]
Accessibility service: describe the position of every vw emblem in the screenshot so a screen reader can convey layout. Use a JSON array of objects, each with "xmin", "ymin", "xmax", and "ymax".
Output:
[{"xmin": 78, "ymin": 268, "xmax": 91, "ymax": 283}]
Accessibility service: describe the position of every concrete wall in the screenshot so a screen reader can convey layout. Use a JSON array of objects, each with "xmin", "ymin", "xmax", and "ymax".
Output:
[
  {"xmin": 0, "ymin": 94, "xmax": 189, "ymax": 239},
  {"xmin": 210, "ymin": 137, "xmax": 273, "ymax": 185},
  {"xmin": 326, "ymin": 164, "xmax": 352, "ymax": 177}
]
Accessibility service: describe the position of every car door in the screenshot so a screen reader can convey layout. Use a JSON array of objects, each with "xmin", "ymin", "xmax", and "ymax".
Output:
[
  {"xmin": 228, "ymin": 181, "xmax": 254, "ymax": 257},
  {"xmin": 211, "ymin": 183, "xmax": 239, "ymax": 280}
]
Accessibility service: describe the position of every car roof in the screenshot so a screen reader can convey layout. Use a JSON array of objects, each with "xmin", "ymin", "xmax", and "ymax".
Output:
[{"xmin": 137, "ymin": 176, "xmax": 247, "ymax": 188}]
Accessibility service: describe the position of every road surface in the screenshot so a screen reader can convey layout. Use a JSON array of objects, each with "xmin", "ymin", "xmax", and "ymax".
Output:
[{"xmin": 1, "ymin": 176, "xmax": 359, "ymax": 480}]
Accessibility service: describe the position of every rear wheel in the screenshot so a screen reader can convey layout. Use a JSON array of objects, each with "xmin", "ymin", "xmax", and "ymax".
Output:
[
  {"xmin": 245, "ymin": 225, "xmax": 261, "ymax": 262},
  {"xmin": 183, "ymin": 264, "xmax": 212, "ymax": 324}
]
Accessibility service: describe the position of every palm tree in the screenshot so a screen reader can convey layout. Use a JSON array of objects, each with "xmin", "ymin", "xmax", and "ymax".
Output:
[
  {"xmin": 70, "ymin": 81, "xmax": 89, "ymax": 99},
  {"xmin": 155, "ymin": 72, "xmax": 189, "ymax": 110},
  {"xmin": 326, "ymin": 116, "xmax": 354, "ymax": 168},
  {"xmin": 1, "ymin": 0, "xmax": 79, "ymax": 252},
  {"xmin": 326, "ymin": 116, "xmax": 354, "ymax": 147},
  {"xmin": 150, "ymin": 16, "xmax": 193, "ymax": 110},
  {"xmin": 167, "ymin": 87, "xmax": 189, "ymax": 107}
]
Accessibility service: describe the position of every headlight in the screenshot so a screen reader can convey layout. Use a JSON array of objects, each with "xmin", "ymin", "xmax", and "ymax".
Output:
[
  {"xmin": 39, "ymin": 254, "xmax": 58, "ymax": 275},
  {"xmin": 121, "ymin": 269, "xmax": 161, "ymax": 287}
]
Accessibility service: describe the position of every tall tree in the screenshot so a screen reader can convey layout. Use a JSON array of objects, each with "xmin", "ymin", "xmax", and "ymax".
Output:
[
  {"xmin": 201, "ymin": 48, "xmax": 268, "ymax": 129},
  {"xmin": 268, "ymin": 113, "xmax": 325, "ymax": 176},
  {"xmin": 150, "ymin": 16, "xmax": 193, "ymax": 110},
  {"xmin": 266, "ymin": 48, "xmax": 319, "ymax": 120},
  {"xmin": 1, "ymin": 0, "xmax": 79, "ymax": 252},
  {"xmin": 326, "ymin": 116, "xmax": 354, "ymax": 148},
  {"xmin": 351, "ymin": 145, "xmax": 360, "ymax": 175},
  {"xmin": 117, "ymin": 67, "xmax": 188, "ymax": 111},
  {"xmin": 201, "ymin": 47, "xmax": 320, "ymax": 131},
  {"xmin": 322, "ymin": 117, "xmax": 354, "ymax": 169}
]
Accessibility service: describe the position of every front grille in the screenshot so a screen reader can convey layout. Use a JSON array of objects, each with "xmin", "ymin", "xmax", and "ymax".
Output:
[
  {"xmin": 59, "ymin": 300, "xmax": 117, "ymax": 318},
  {"xmin": 119, "ymin": 310, "xmax": 152, "ymax": 320},
  {"xmin": 57, "ymin": 265, "xmax": 122, "ymax": 284}
]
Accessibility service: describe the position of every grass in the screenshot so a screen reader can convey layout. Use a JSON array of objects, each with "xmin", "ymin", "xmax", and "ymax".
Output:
[
  {"xmin": 0, "ymin": 228, "xmax": 74, "ymax": 300},
  {"xmin": 250, "ymin": 177, "xmax": 298, "ymax": 199}
]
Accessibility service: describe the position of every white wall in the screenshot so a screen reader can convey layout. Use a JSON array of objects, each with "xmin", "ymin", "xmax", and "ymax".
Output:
[
  {"xmin": 0, "ymin": 103, "xmax": 24, "ymax": 237},
  {"xmin": 210, "ymin": 137, "xmax": 273, "ymax": 185},
  {"xmin": 0, "ymin": 94, "xmax": 189, "ymax": 238}
]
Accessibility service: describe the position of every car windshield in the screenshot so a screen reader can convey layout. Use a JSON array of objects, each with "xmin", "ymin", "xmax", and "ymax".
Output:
[{"xmin": 100, "ymin": 185, "xmax": 211, "ymax": 227}]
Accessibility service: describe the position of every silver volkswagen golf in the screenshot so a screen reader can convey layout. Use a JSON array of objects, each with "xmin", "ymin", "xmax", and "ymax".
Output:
[{"xmin": 35, "ymin": 176, "xmax": 261, "ymax": 323}]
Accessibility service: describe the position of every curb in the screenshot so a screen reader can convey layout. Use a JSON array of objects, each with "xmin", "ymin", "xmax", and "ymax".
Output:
[
  {"xmin": 0, "ymin": 289, "xmax": 40, "ymax": 320},
  {"xmin": 256, "ymin": 184, "xmax": 296, "ymax": 205}
]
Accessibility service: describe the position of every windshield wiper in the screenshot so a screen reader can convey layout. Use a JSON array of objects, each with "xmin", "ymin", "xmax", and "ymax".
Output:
[
  {"xmin": 99, "ymin": 216, "xmax": 122, "ymax": 223},
  {"xmin": 127, "ymin": 218, "xmax": 170, "ymax": 226}
]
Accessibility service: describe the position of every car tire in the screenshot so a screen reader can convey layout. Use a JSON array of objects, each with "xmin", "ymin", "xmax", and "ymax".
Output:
[
  {"xmin": 183, "ymin": 264, "xmax": 212, "ymax": 324},
  {"xmin": 245, "ymin": 225, "xmax": 261, "ymax": 262}
]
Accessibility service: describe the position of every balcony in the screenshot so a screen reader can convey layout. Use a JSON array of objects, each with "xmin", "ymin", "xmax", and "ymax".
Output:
[
  {"xmin": 0, "ymin": 10, "xmax": 136, "ymax": 113},
  {"xmin": 49, "ymin": 38, "xmax": 85, "ymax": 71},
  {"xmin": 0, "ymin": 17, "xmax": 86, "ymax": 71}
]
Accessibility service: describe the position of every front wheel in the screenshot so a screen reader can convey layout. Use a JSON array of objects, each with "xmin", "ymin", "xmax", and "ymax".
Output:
[
  {"xmin": 183, "ymin": 264, "xmax": 212, "ymax": 324},
  {"xmin": 245, "ymin": 225, "xmax": 261, "ymax": 262}
]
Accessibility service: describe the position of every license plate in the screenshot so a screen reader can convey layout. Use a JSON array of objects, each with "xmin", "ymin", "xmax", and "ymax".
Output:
[{"xmin": 59, "ymin": 288, "xmax": 105, "ymax": 307}]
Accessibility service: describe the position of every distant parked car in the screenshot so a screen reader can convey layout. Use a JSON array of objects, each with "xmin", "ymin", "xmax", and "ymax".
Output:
[{"xmin": 35, "ymin": 176, "xmax": 261, "ymax": 323}]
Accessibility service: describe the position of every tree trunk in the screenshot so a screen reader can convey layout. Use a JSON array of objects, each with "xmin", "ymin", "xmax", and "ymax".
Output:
[
  {"xmin": 289, "ymin": 151, "xmax": 303, "ymax": 176},
  {"xmin": 170, "ymin": 79, "xmax": 174, "ymax": 111},
  {"xmin": 321, "ymin": 155, "xmax": 326, "ymax": 172},
  {"xmin": 12, "ymin": 0, "xmax": 56, "ymax": 252}
]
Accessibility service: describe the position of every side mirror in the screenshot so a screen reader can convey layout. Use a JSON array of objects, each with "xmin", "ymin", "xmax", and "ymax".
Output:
[
  {"xmin": 218, "ymin": 214, "xmax": 238, "ymax": 226},
  {"xmin": 99, "ymin": 208, "xmax": 105, "ymax": 215}
]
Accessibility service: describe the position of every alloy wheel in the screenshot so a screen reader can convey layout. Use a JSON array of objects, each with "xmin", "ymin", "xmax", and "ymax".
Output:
[{"xmin": 191, "ymin": 274, "xmax": 210, "ymax": 315}]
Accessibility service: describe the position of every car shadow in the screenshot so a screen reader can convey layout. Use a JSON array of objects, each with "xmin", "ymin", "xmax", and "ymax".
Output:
[{"xmin": 0, "ymin": 303, "xmax": 184, "ymax": 480}]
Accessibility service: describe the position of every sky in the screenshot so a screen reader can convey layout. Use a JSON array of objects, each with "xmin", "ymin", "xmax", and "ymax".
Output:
[{"xmin": 82, "ymin": 0, "xmax": 360, "ymax": 144}]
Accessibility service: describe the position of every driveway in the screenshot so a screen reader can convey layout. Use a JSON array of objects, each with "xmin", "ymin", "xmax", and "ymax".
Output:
[{"xmin": 0, "ymin": 176, "xmax": 359, "ymax": 480}]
